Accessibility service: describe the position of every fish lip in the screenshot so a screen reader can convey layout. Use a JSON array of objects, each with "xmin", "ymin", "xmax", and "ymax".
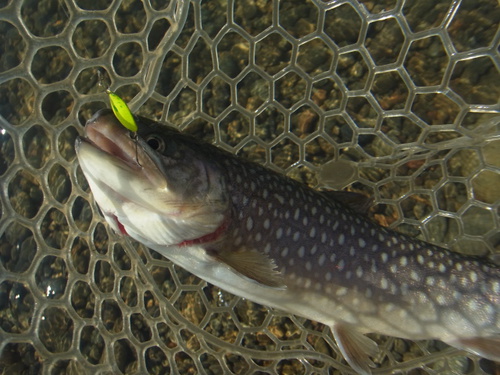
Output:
[{"xmin": 76, "ymin": 109, "xmax": 141, "ymax": 171}]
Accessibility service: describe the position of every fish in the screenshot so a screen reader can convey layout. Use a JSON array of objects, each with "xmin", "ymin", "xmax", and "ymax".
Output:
[{"xmin": 75, "ymin": 108, "xmax": 500, "ymax": 374}]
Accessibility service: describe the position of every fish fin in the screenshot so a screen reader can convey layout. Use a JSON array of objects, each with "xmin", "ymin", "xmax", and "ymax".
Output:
[
  {"xmin": 320, "ymin": 190, "xmax": 373, "ymax": 214},
  {"xmin": 209, "ymin": 247, "xmax": 286, "ymax": 289},
  {"xmin": 332, "ymin": 323, "xmax": 379, "ymax": 375},
  {"xmin": 445, "ymin": 336, "xmax": 500, "ymax": 361}
]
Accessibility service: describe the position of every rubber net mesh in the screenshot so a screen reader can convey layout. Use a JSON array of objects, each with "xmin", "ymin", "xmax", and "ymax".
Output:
[{"xmin": 0, "ymin": 0, "xmax": 499, "ymax": 373}]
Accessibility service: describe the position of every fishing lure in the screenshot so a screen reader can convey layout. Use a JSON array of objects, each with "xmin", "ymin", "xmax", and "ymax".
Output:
[
  {"xmin": 106, "ymin": 89, "xmax": 141, "ymax": 165},
  {"xmin": 106, "ymin": 89, "xmax": 138, "ymax": 132}
]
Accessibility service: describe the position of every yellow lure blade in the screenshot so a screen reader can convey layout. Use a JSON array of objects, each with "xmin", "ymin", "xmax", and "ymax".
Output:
[{"xmin": 106, "ymin": 89, "xmax": 138, "ymax": 132}]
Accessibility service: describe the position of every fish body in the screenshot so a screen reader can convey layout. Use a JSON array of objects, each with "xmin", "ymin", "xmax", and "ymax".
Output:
[{"xmin": 76, "ymin": 109, "xmax": 500, "ymax": 374}]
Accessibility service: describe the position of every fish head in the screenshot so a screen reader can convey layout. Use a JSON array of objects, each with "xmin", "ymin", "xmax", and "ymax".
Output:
[{"xmin": 75, "ymin": 109, "xmax": 229, "ymax": 247}]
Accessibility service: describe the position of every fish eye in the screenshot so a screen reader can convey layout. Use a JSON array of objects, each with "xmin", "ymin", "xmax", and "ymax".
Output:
[{"xmin": 146, "ymin": 135, "xmax": 164, "ymax": 151}]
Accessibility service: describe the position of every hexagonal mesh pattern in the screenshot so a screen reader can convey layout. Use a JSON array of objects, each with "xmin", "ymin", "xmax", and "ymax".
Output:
[{"xmin": 0, "ymin": 0, "xmax": 499, "ymax": 373}]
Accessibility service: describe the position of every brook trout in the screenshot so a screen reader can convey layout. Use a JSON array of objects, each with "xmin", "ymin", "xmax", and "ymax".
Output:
[{"xmin": 75, "ymin": 109, "xmax": 500, "ymax": 374}]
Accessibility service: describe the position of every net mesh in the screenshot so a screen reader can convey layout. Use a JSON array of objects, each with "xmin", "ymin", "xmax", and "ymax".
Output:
[{"xmin": 0, "ymin": 0, "xmax": 499, "ymax": 373}]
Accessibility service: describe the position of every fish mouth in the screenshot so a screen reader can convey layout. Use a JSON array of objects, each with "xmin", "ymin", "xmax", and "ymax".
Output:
[
  {"xmin": 75, "ymin": 109, "xmax": 141, "ymax": 171},
  {"xmin": 75, "ymin": 109, "xmax": 171, "ymax": 217}
]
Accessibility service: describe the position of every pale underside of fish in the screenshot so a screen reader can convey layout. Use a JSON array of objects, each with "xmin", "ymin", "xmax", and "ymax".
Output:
[{"xmin": 75, "ymin": 109, "xmax": 500, "ymax": 374}]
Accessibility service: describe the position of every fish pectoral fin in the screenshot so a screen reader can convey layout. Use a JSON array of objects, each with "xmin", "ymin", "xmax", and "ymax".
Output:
[
  {"xmin": 445, "ymin": 335, "xmax": 500, "ymax": 362},
  {"xmin": 209, "ymin": 247, "xmax": 286, "ymax": 289},
  {"xmin": 332, "ymin": 323, "xmax": 379, "ymax": 375}
]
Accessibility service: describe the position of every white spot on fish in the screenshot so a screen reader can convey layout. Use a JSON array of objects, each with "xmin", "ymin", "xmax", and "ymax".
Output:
[
  {"xmin": 293, "ymin": 231, "xmax": 300, "ymax": 242},
  {"xmin": 294, "ymin": 208, "xmax": 300, "ymax": 221},
  {"xmin": 384, "ymin": 303, "xmax": 396, "ymax": 312},
  {"xmin": 302, "ymin": 217, "xmax": 308, "ymax": 226},
  {"xmin": 319, "ymin": 214, "xmax": 325, "ymax": 224},
  {"xmin": 309, "ymin": 227, "xmax": 316, "ymax": 238},
  {"xmin": 330, "ymin": 253, "xmax": 336, "ymax": 262},
  {"xmin": 380, "ymin": 277, "xmax": 388, "ymax": 289},
  {"xmin": 400, "ymin": 256, "xmax": 408, "ymax": 267},
  {"xmin": 493, "ymin": 281, "xmax": 500, "ymax": 294},
  {"xmin": 318, "ymin": 254, "xmax": 326, "ymax": 267},
  {"xmin": 390, "ymin": 264, "xmax": 397, "ymax": 273},
  {"xmin": 336, "ymin": 287, "xmax": 348, "ymax": 296},
  {"xmin": 356, "ymin": 266, "xmax": 363, "ymax": 278},
  {"xmin": 349, "ymin": 247, "xmax": 355, "ymax": 256},
  {"xmin": 438, "ymin": 263, "xmax": 446, "ymax": 273},
  {"xmin": 358, "ymin": 238, "xmax": 366, "ymax": 248},
  {"xmin": 255, "ymin": 232, "xmax": 262, "ymax": 241},
  {"xmin": 338, "ymin": 234, "xmax": 345, "ymax": 245},
  {"xmin": 298, "ymin": 246, "xmax": 305, "ymax": 258},
  {"xmin": 460, "ymin": 278, "xmax": 469, "ymax": 288},
  {"xmin": 338, "ymin": 259, "xmax": 345, "ymax": 270},
  {"xmin": 276, "ymin": 228, "xmax": 283, "ymax": 240},
  {"xmin": 263, "ymin": 219, "xmax": 270, "ymax": 230},
  {"xmin": 411, "ymin": 270, "xmax": 420, "ymax": 281},
  {"xmin": 262, "ymin": 188, "xmax": 269, "ymax": 199},
  {"xmin": 325, "ymin": 272, "xmax": 332, "ymax": 281},
  {"xmin": 400, "ymin": 283, "xmax": 408, "ymax": 294},
  {"xmin": 274, "ymin": 193, "xmax": 284, "ymax": 204},
  {"xmin": 436, "ymin": 294, "xmax": 447, "ymax": 305},
  {"xmin": 470, "ymin": 271, "xmax": 478, "ymax": 282},
  {"xmin": 246, "ymin": 217, "xmax": 253, "ymax": 231},
  {"xmin": 381, "ymin": 253, "xmax": 388, "ymax": 263},
  {"xmin": 281, "ymin": 247, "xmax": 288, "ymax": 257},
  {"xmin": 310, "ymin": 244, "xmax": 317, "ymax": 255},
  {"xmin": 305, "ymin": 261, "xmax": 312, "ymax": 271},
  {"xmin": 264, "ymin": 243, "xmax": 271, "ymax": 253},
  {"xmin": 417, "ymin": 255, "xmax": 424, "ymax": 265}
]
